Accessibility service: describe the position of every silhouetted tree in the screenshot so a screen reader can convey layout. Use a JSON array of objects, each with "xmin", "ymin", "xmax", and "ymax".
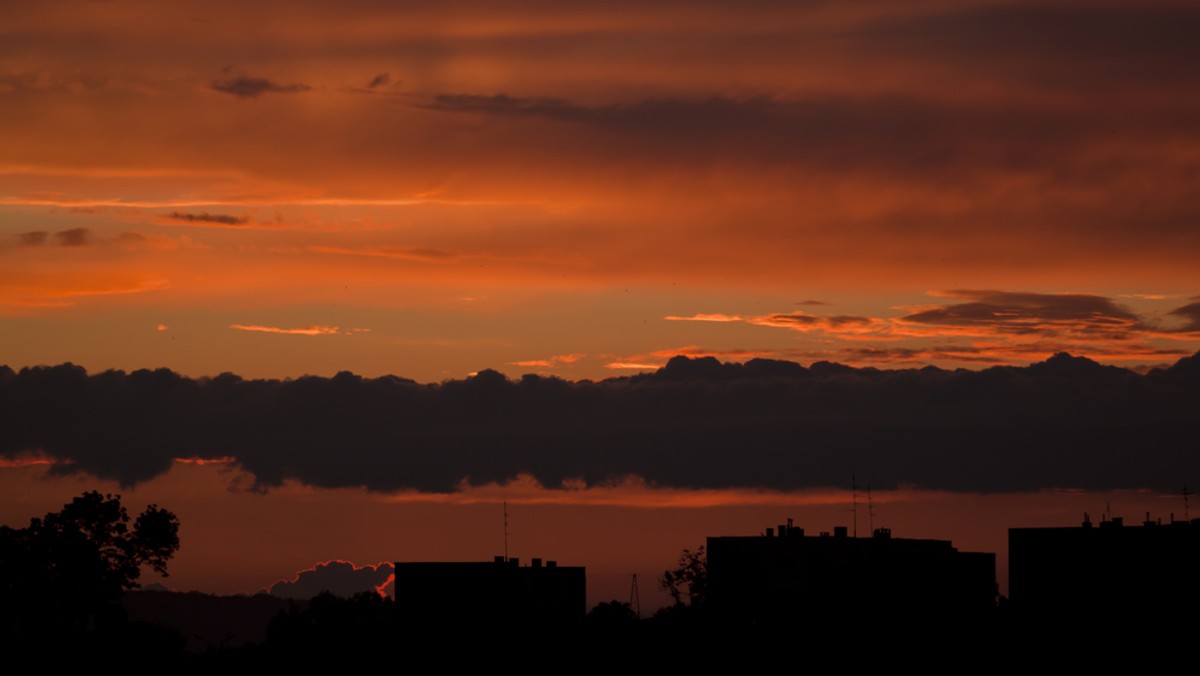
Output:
[
  {"xmin": 660, "ymin": 545, "xmax": 707, "ymax": 608},
  {"xmin": 587, "ymin": 600, "xmax": 639, "ymax": 627},
  {"xmin": 0, "ymin": 491, "xmax": 180, "ymax": 641}
]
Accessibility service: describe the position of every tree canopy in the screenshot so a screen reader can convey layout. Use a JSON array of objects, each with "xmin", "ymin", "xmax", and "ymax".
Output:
[
  {"xmin": 660, "ymin": 545, "xmax": 707, "ymax": 608},
  {"xmin": 0, "ymin": 491, "xmax": 180, "ymax": 637}
]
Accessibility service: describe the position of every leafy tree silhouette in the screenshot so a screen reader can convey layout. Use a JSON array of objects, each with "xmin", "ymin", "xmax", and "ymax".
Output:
[
  {"xmin": 660, "ymin": 545, "xmax": 707, "ymax": 608},
  {"xmin": 0, "ymin": 491, "xmax": 180, "ymax": 641},
  {"xmin": 587, "ymin": 600, "xmax": 639, "ymax": 627}
]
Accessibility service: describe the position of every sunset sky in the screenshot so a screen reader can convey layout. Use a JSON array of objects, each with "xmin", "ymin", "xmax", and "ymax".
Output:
[{"xmin": 3, "ymin": 1, "xmax": 1199, "ymax": 609}]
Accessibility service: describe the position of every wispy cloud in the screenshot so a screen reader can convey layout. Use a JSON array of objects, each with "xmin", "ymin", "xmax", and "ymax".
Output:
[
  {"xmin": 230, "ymin": 324, "xmax": 343, "ymax": 336},
  {"xmin": 748, "ymin": 311, "xmax": 885, "ymax": 336},
  {"xmin": 17, "ymin": 231, "xmax": 48, "ymax": 246},
  {"xmin": 511, "ymin": 353, "xmax": 584, "ymax": 368},
  {"xmin": 1118, "ymin": 293, "xmax": 1180, "ymax": 301},
  {"xmin": 664, "ymin": 313, "xmax": 744, "ymax": 322},
  {"xmin": 660, "ymin": 290, "xmax": 1200, "ymax": 367},
  {"xmin": 307, "ymin": 245, "xmax": 456, "ymax": 262},
  {"xmin": 894, "ymin": 290, "xmax": 1144, "ymax": 340},
  {"xmin": 174, "ymin": 456, "xmax": 236, "ymax": 465},
  {"xmin": 605, "ymin": 361, "xmax": 664, "ymax": 370},
  {"xmin": 0, "ymin": 450, "xmax": 64, "ymax": 468},
  {"xmin": 13, "ymin": 228, "xmax": 91, "ymax": 247},
  {"xmin": 1165, "ymin": 302, "xmax": 1200, "ymax": 333},
  {"xmin": 163, "ymin": 211, "xmax": 248, "ymax": 227},
  {"xmin": 52, "ymin": 278, "xmax": 170, "ymax": 298},
  {"xmin": 211, "ymin": 75, "xmax": 311, "ymax": 98}
]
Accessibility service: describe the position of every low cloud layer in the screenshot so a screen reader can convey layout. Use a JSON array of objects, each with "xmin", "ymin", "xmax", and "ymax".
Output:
[
  {"xmin": 2, "ymin": 353, "xmax": 1198, "ymax": 493},
  {"xmin": 268, "ymin": 561, "xmax": 393, "ymax": 600}
]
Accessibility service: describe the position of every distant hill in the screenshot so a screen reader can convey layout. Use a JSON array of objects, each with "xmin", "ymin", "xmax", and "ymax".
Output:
[{"xmin": 122, "ymin": 590, "xmax": 298, "ymax": 652}]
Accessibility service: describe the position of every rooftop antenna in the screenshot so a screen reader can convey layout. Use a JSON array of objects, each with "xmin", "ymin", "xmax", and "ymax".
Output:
[
  {"xmin": 503, "ymin": 501, "xmax": 510, "ymax": 561},
  {"xmin": 629, "ymin": 574, "xmax": 641, "ymax": 619},
  {"xmin": 867, "ymin": 484, "xmax": 875, "ymax": 534}
]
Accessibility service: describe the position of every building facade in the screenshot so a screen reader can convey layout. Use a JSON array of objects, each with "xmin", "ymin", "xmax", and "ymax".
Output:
[{"xmin": 707, "ymin": 522, "xmax": 996, "ymax": 624}]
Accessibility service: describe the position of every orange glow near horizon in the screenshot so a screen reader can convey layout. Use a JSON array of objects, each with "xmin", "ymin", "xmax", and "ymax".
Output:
[{"xmin": 1, "ymin": 462, "xmax": 1189, "ymax": 606}]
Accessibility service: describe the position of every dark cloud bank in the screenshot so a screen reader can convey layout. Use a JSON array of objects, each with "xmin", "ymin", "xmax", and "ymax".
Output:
[{"xmin": 2, "ymin": 354, "xmax": 1199, "ymax": 493}]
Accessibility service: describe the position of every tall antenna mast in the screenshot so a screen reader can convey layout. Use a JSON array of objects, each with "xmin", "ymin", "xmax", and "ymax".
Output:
[
  {"xmin": 503, "ymin": 501, "xmax": 510, "ymax": 561},
  {"xmin": 867, "ymin": 484, "xmax": 874, "ymax": 534},
  {"xmin": 629, "ymin": 574, "xmax": 641, "ymax": 618},
  {"xmin": 852, "ymin": 473, "xmax": 858, "ymax": 538},
  {"xmin": 1184, "ymin": 486, "xmax": 1192, "ymax": 521}
]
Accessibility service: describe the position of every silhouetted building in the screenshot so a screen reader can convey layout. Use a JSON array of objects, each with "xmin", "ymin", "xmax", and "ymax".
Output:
[
  {"xmin": 707, "ymin": 521, "xmax": 996, "ymax": 624},
  {"xmin": 392, "ymin": 556, "xmax": 585, "ymax": 627},
  {"xmin": 1009, "ymin": 513, "xmax": 1200, "ymax": 616}
]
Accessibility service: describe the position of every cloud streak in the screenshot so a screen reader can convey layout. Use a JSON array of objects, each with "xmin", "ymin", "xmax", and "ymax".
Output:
[
  {"xmin": 230, "ymin": 324, "xmax": 343, "ymax": 336},
  {"xmin": 511, "ymin": 354, "xmax": 584, "ymax": 368},
  {"xmin": 664, "ymin": 314, "xmax": 745, "ymax": 323},
  {"xmin": 17, "ymin": 232, "xmax": 48, "ymax": 246},
  {"xmin": 211, "ymin": 76, "xmax": 312, "ymax": 98},
  {"xmin": 164, "ymin": 212, "xmax": 249, "ymax": 227},
  {"xmin": 307, "ymin": 245, "xmax": 457, "ymax": 262}
]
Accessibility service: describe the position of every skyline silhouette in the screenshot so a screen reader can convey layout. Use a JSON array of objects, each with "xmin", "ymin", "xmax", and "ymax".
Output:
[{"xmin": 9, "ymin": 490, "xmax": 1196, "ymax": 659}]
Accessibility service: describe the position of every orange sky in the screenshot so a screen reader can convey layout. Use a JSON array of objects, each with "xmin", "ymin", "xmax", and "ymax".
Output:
[
  {"xmin": 3, "ymin": 1, "xmax": 1199, "ymax": 606},
  {"xmin": 4, "ymin": 0, "xmax": 1199, "ymax": 381}
]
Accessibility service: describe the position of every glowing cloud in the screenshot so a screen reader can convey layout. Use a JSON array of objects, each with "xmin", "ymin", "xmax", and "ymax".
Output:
[
  {"xmin": 0, "ymin": 450, "xmax": 63, "ymax": 468},
  {"xmin": 230, "ymin": 324, "xmax": 342, "ymax": 336},
  {"xmin": 605, "ymin": 361, "xmax": 664, "ymax": 370},
  {"xmin": 511, "ymin": 354, "xmax": 584, "ymax": 368},
  {"xmin": 174, "ymin": 456, "xmax": 236, "ymax": 466},
  {"xmin": 664, "ymin": 314, "xmax": 745, "ymax": 322}
]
